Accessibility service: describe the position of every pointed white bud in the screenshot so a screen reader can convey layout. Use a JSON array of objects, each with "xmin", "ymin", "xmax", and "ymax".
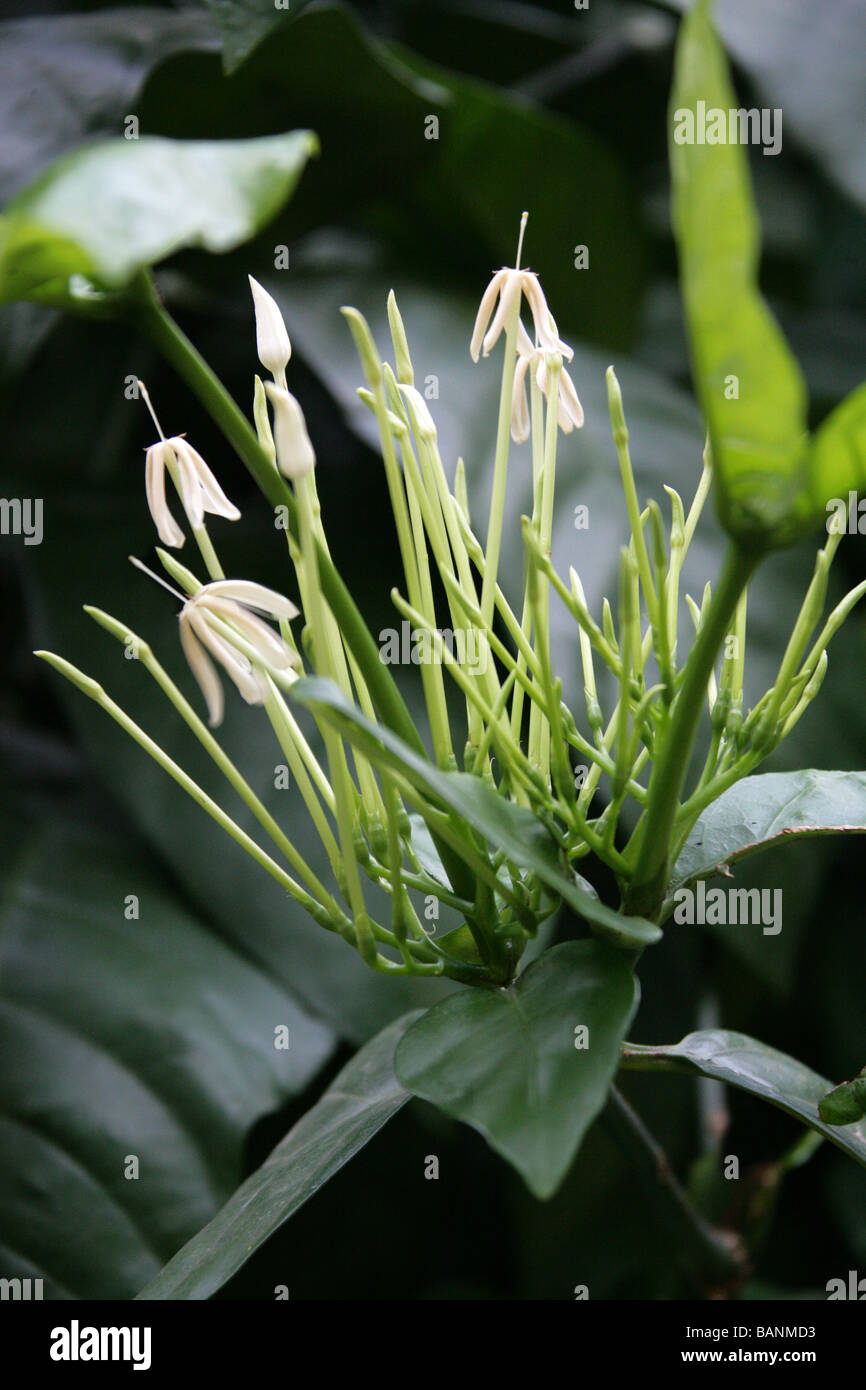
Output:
[
  {"xmin": 248, "ymin": 275, "xmax": 291, "ymax": 381},
  {"xmin": 265, "ymin": 382, "xmax": 316, "ymax": 479}
]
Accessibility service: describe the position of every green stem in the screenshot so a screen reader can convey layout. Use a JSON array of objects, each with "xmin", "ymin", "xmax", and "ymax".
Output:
[
  {"xmin": 602, "ymin": 1086, "xmax": 745, "ymax": 1289},
  {"xmin": 623, "ymin": 544, "xmax": 757, "ymax": 918}
]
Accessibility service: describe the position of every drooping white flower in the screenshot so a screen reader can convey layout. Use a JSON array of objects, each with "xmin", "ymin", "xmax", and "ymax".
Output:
[
  {"xmin": 470, "ymin": 268, "xmax": 573, "ymax": 364},
  {"xmin": 249, "ymin": 275, "xmax": 292, "ymax": 381},
  {"xmin": 145, "ymin": 437, "xmax": 240, "ymax": 548},
  {"xmin": 510, "ymin": 322, "xmax": 583, "ymax": 443},
  {"xmin": 265, "ymin": 382, "xmax": 316, "ymax": 479},
  {"xmin": 470, "ymin": 211, "xmax": 574, "ymax": 367},
  {"xmin": 178, "ymin": 579, "xmax": 300, "ymax": 727}
]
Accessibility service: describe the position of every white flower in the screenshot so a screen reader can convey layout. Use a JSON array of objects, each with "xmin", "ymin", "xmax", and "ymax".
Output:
[
  {"xmin": 510, "ymin": 322, "xmax": 584, "ymax": 443},
  {"xmin": 178, "ymin": 580, "xmax": 300, "ymax": 727},
  {"xmin": 249, "ymin": 276, "xmax": 292, "ymax": 381},
  {"xmin": 470, "ymin": 268, "xmax": 573, "ymax": 364},
  {"xmin": 265, "ymin": 383, "xmax": 316, "ymax": 479},
  {"xmin": 145, "ymin": 437, "xmax": 240, "ymax": 548}
]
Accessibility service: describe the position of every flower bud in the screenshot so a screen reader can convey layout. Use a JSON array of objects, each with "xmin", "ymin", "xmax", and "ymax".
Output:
[
  {"xmin": 265, "ymin": 382, "xmax": 316, "ymax": 479},
  {"xmin": 248, "ymin": 276, "xmax": 291, "ymax": 380},
  {"xmin": 387, "ymin": 290, "xmax": 414, "ymax": 386}
]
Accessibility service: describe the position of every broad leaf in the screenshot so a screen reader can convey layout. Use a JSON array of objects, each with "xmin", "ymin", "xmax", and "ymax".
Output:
[
  {"xmin": 396, "ymin": 940, "xmax": 639, "ymax": 1199},
  {"xmin": 668, "ymin": 770, "xmax": 866, "ymax": 904},
  {"xmin": 140, "ymin": 2, "xmax": 645, "ymax": 347},
  {"xmin": 202, "ymin": 0, "xmax": 312, "ymax": 74},
  {"xmin": 0, "ymin": 10, "xmax": 219, "ymax": 204},
  {"xmin": 293, "ymin": 677, "xmax": 662, "ymax": 949},
  {"xmin": 136, "ymin": 1011, "xmax": 420, "ymax": 1299},
  {"xmin": 669, "ymin": 0, "xmax": 809, "ymax": 546},
  {"xmin": 0, "ymin": 807, "xmax": 333, "ymax": 1300},
  {"xmin": 0, "ymin": 131, "xmax": 318, "ymax": 306},
  {"xmin": 622, "ymin": 1031, "xmax": 866, "ymax": 1168}
]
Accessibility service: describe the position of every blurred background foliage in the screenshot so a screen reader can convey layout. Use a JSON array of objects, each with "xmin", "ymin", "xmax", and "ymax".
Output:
[{"xmin": 0, "ymin": 0, "xmax": 864, "ymax": 1299}]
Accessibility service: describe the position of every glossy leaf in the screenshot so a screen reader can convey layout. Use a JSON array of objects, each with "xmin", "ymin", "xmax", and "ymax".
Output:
[
  {"xmin": 669, "ymin": 0, "xmax": 809, "ymax": 546},
  {"xmin": 396, "ymin": 940, "xmax": 639, "ymax": 1199},
  {"xmin": 0, "ymin": 130, "xmax": 318, "ymax": 307},
  {"xmin": 668, "ymin": 770, "xmax": 866, "ymax": 904},
  {"xmin": 137, "ymin": 1012, "xmax": 420, "ymax": 1299},
  {"xmin": 622, "ymin": 1031, "xmax": 866, "ymax": 1167},
  {"xmin": 0, "ymin": 10, "xmax": 218, "ymax": 204},
  {"xmin": 294, "ymin": 677, "xmax": 662, "ymax": 949},
  {"xmin": 0, "ymin": 808, "xmax": 334, "ymax": 1300}
]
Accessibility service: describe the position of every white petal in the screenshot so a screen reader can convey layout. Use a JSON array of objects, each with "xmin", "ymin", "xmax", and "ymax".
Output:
[
  {"xmin": 205, "ymin": 596, "xmax": 298, "ymax": 671},
  {"xmin": 201, "ymin": 579, "xmax": 299, "ymax": 619},
  {"xmin": 166, "ymin": 438, "xmax": 205, "ymax": 530},
  {"xmin": 522, "ymin": 273, "xmax": 574, "ymax": 361},
  {"xmin": 470, "ymin": 268, "xmax": 508, "ymax": 362},
  {"xmin": 145, "ymin": 443, "xmax": 186, "ymax": 548},
  {"xmin": 510, "ymin": 356, "xmax": 530, "ymax": 444},
  {"xmin": 179, "ymin": 612, "xmax": 223, "ymax": 726},
  {"xmin": 190, "ymin": 610, "xmax": 264, "ymax": 706},
  {"xmin": 174, "ymin": 439, "xmax": 241, "ymax": 522},
  {"xmin": 249, "ymin": 275, "xmax": 292, "ymax": 377},
  {"xmin": 559, "ymin": 367, "xmax": 584, "ymax": 429},
  {"xmin": 515, "ymin": 320, "xmax": 535, "ymax": 357},
  {"xmin": 481, "ymin": 269, "xmax": 522, "ymax": 357}
]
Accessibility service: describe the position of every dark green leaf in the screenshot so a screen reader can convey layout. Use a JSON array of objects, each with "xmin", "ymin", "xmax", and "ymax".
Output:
[
  {"xmin": 0, "ymin": 131, "xmax": 318, "ymax": 306},
  {"xmin": 0, "ymin": 10, "xmax": 218, "ymax": 203},
  {"xmin": 669, "ymin": 0, "xmax": 809, "ymax": 546},
  {"xmin": 294, "ymin": 676, "xmax": 662, "ymax": 949},
  {"xmin": 668, "ymin": 770, "xmax": 866, "ymax": 903},
  {"xmin": 622, "ymin": 1030, "xmax": 866, "ymax": 1168},
  {"xmin": 202, "ymin": 0, "xmax": 311, "ymax": 74},
  {"xmin": 139, "ymin": 3, "xmax": 645, "ymax": 347},
  {"xmin": 396, "ymin": 941, "xmax": 639, "ymax": 1199},
  {"xmin": 0, "ymin": 809, "xmax": 333, "ymax": 1299},
  {"xmin": 136, "ymin": 1011, "xmax": 419, "ymax": 1299}
]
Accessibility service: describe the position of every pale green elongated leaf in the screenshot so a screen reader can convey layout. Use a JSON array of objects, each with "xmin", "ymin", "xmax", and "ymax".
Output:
[
  {"xmin": 0, "ymin": 130, "xmax": 318, "ymax": 306},
  {"xmin": 667, "ymin": 770, "xmax": 866, "ymax": 905},
  {"xmin": 136, "ymin": 1012, "xmax": 420, "ymax": 1299},
  {"xmin": 396, "ymin": 941, "xmax": 639, "ymax": 1199},
  {"xmin": 0, "ymin": 807, "xmax": 334, "ymax": 1300},
  {"xmin": 293, "ymin": 677, "xmax": 662, "ymax": 949},
  {"xmin": 621, "ymin": 1030, "xmax": 866, "ymax": 1168},
  {"xmin": 809, "ymin": 380, "xmax": 866, "ymax": 513},
  {"xmin": 664, "ymin": 0, "xmax": 866, "ymax": 212},
  {"xmin": 670, "ymin": 0, "xmax": 809, "ymax": 546}
]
